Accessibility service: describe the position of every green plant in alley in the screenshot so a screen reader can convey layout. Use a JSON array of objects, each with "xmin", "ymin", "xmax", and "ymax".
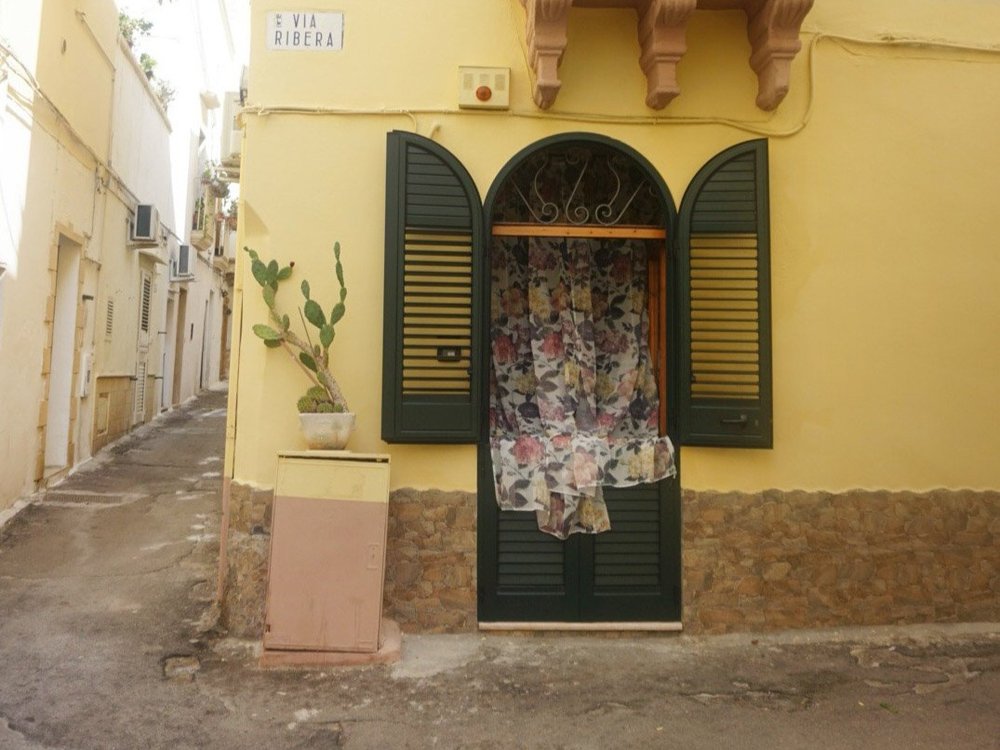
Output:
[
  {"xmin": 154, "ymin": 80, "xmax": 175, "ymax": 108},
  {"xmin": 245, "ymin": 244, "xmax": 350, "ymax": 413},
  {"xmin": 118, "ymin": 12, "xmax": 152, "ymax": 48},
  {"xmin": 139, "ymin": 52, "xmax": 157, "ymax": 78},
  {"xmin": 202, "ymin": 165, "xmax": 231, "ymax": 200}
]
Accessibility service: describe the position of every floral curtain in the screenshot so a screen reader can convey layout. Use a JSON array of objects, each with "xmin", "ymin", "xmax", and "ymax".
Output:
[{"xmin": 490, "ymin": 235, "xmax": 676, "ymax": 539}]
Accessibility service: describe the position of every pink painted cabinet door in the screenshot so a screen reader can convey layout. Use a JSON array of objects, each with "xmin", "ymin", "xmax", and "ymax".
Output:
[{"xmin": 264, "ymin": 453, "xmax": 390, "ymax": 653}]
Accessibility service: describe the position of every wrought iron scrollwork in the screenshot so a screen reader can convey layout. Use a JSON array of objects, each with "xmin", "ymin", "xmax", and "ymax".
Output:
[{"xmin": 506, "ymin": 147, "xmax": 656, "ymax": 226}]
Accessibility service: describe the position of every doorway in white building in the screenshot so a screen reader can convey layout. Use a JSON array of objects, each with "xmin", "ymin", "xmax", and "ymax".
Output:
[
  {"xmin": 172, "ymin": 288, "xmax": 188, "ymax": 404},
  {"xmin": 133, "ymin": 269, "xmax": 153, "ymax": 426},
  {"xmin": 163, "ymin": 295, "xmax": 177, "ymax": 410},
  {"xmin": 44, "ymin": 235, "xmax": 82, "ymax": 474},
  {"xmin": 199, "ymin": 291, "xmax": 213, "ymax": 389}
]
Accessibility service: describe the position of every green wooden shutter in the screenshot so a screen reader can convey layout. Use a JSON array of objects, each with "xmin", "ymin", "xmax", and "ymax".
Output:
[
  {"xmin": 382, "ymin": 131, "xmax": 483, "ymax": 442},
  {"xmin": 677, "ymin": 139, "xmax": 772, "ymax": 448}
]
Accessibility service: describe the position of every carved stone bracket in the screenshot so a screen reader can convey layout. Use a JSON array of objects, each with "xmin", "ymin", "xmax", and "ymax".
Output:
[
  {"xmin": 521, "ymin": 0, "xmax": 574, "ymax": 108},
  {"xmin": 746, "ymin": 0, "xmax": 814, "ymax": 110},
  {"xmin": 638, "ymin": 0, "xmax": 698, "ymax": 109},
  {"xmin": 518, "ymin": 0, "xmax": 813, "ymax": 111}
]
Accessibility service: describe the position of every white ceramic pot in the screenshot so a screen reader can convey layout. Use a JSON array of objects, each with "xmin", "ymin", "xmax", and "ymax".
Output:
[{"xmin": 298, "ymin": 412, "xmax": 356, "ymax": 450}]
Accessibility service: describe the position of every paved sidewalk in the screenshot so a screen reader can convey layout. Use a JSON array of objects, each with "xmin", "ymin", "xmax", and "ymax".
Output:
[{"xmin": 1, "ymin": 388, "xmax": 998, "ymax": 749}]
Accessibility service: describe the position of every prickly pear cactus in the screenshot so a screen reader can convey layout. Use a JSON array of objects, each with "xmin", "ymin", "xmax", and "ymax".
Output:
[
  {"xmin": 244, "ymin": 243, "xmax": 350, "ymax": 412},
  {"xmin": 296, "ymin": 385, "xmax": 345, "ymax": 414}
]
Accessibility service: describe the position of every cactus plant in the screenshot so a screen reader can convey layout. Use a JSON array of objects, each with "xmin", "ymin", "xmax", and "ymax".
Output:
[{"xmin": 244, "ymin": 243, "xmax": 349, "ymax": 413}]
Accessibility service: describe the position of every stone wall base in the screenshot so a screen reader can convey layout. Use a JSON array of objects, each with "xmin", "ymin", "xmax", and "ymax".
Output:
[
  {"xmin": 382, "ymin": 488, "xmax": 477, "ymax": 632},
  {"xmin": 91, "ymin": 376, "xmax": 132, "ymax": 454},
  {"xmin": 682, "ymin": 489, "xmax": 1000, "ymax": 634},
  {"xmin": 218, "ymin": 481, "xmax": 999, "ymax": 638},
  {"xmin": 218, "ymin": 480, "xmax": 273, "ymax": 638}
]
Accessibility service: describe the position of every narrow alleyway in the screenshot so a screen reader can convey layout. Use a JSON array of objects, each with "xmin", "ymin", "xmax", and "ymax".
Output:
[
  {"xmin": 0, "ymin": 388, "xmax": 998, "ymax": 749},
  {"xmin": 0, "ymin": 389, "xmax": 231, "ymax": 748}
]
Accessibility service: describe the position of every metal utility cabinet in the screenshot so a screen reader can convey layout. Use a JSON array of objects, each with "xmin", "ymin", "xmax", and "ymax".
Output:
[{"xmin": 263, "ymin": 451, "xmax": 390, "ymax": 654}]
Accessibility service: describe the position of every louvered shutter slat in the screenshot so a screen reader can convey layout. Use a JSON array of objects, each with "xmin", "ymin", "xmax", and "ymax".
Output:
[
  {"xmin": 140, "ymin": 276, "xmax": 152, "ymax": 333},
  {"xmin": 382, "ymin": 132, "xmax": 483, "ymax": 442},
  {"xmin": 497, "ymin": 511, "xmax": 566, "ymax": 589},
  {"xmin": 593, "ymin": 486, "xmax": 662, "ymax": 589},
  {"xmin": 678, "ymin": 140, "xmax": 772, "ymax": 447}
]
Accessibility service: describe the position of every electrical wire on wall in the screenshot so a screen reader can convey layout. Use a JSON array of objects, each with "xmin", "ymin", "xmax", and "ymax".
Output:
[{"xmin": 242, "ymin": 30, "xmax": 1000, "ymax": 140}]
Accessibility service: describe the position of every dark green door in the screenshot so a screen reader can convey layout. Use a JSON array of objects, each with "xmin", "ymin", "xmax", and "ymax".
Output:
[
  {"xmin": 477, "ymin": 471, "xmax": 681, "ymax": 623},
  {"xmin": 476, "ymin": 133, "xmax": 682, "ymax": 624}
]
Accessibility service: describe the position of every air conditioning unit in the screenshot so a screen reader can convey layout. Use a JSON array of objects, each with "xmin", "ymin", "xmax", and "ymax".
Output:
[
  {"xmin": 177, "ymin": 244, "xmax": 192, "ymax": 276},
  {"xmin": 131, "ymin": 204, "xmax": 160, "ymax": 244},
  {"xmin": 169, "ymin": 244, "xmax": 194, "ymax": 282},
  {"xmin": 220, "ymin": 91, "xmax": 242, "ymax": 165}
]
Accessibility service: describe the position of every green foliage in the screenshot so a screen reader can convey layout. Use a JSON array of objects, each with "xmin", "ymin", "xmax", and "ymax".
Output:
[
  {"xmin": 303, "ymin": 299, "xmax": 325, "ymax": 328},
  {"xmin": 252, "ymin": 324, "xmax": 282, "ymax": 341},
  {"xmin": 118, "ymin": 12, "xmax": 152, "ymax": 48},
  {"xmin": 251, "ymin": 259, "xmax": 267, "ymax": 287},
  {"xmin": 120, "ymin": 15, "xmax": 174, "ymax": 110},
  {"xmin": 153, "ymin": 80, "xmax": 175, "ymax": 109},
  {"xmin": 139, "ymin": 53, "xmax": 157, "ymax": 77},
  {"xmin": 329, "ymin": 302, "xmax": 345, "ymax": 326},
  {"xmin": 334, "ymin": 242, "xmax": 344, "ymax": 285},
  {"xmin": 295, "ymin": 387, "xmax": 346, "ymax": 414},
  {"xmin": 299, "ymin": 352, "xmax": 317, "ymax": 372},
  {"xmin": 319, "ymin": 325, "xmax": 334, "ymax": 349},
  {"xmin": 244, "ymin": 244, "xmax": 349, "ymax": 412}
]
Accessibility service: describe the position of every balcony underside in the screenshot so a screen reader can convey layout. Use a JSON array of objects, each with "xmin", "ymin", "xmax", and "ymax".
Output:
[{"xmin": 520, "ymin": 0, "xmax": 814, "ymax": 110}]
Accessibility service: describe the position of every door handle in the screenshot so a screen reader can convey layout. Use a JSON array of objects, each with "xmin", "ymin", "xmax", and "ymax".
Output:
[{"xmin": 720, "ymin": 414, "xmax": 748, "ymax": 426}]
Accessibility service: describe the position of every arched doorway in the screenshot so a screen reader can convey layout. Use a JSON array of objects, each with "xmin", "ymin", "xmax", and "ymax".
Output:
[{"xmin": 477, "ymin": 134, "xmax": 682, "ymax": 625}]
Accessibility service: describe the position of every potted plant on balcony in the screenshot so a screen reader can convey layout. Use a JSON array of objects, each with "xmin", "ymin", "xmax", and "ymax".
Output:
[{"xmin": 244, "ymin": 243, "xmax": 354, "ymax": 449}]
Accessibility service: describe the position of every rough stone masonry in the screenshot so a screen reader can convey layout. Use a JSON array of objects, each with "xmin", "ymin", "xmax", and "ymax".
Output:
[{"xmin": 220, "ymin": 480, "xmax": 999, "ymax": 637}]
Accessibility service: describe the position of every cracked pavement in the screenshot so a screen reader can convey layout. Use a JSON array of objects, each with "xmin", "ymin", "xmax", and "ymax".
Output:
[{"xmin": 1, "ymin": 388, "xmax": 998, "ymax": 749}]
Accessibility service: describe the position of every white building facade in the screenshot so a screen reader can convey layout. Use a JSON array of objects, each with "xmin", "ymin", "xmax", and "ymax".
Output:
[{"xmin": 0, "ymin": 0, "xmax": 246, "ymax": 514}]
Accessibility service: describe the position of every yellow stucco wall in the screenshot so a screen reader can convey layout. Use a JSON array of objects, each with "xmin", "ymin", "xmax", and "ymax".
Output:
[{"xmin": 232, "ymin": 0, "xmax": 1000, "ymax": 493}]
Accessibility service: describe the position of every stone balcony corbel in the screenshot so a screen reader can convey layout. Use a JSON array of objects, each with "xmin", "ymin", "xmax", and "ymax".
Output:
[
  {"xmin": 521, "ymin": 0, "xmax": 696, "ymax": 110},
  {"xmin": 637, "ymin": 0, "xmax": 698, "ymax": 109},
  {"xmin": 521, "ymin": 0, "xmax": 574, "ymax": 108},
  {"xmin": 745, "ymin": 0, "xmax": 814, "ymax": 110}
]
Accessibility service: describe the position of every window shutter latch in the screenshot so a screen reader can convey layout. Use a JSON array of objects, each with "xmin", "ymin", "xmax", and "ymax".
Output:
[{"xmin": 720, "ymin": 414, "xmax": 749, "ymax": 427}]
